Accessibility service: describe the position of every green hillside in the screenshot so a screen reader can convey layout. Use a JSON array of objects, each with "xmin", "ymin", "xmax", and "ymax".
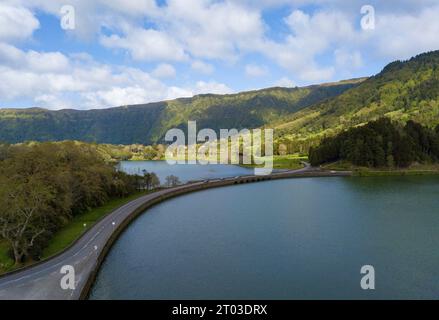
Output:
[
  {"xmin": 275, "ymin": 51, "xmax": 439, "ymax": 152},
  {"xmin": 0, "ymin": 82, "xmax": 359, "ymax": 145},
  {"xmin": 309, "ymin": 118, "xmax": 439, "ymax": 168}
]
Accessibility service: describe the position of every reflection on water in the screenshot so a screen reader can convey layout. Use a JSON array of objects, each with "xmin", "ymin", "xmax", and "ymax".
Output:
[{"xmin": 90, "ymin": 176, "xmax": 439, "ymax": 299}]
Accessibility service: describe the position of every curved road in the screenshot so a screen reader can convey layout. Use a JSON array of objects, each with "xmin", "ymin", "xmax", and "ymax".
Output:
[{"xmin": 0, "ymin": 165, "xmax": 350, "ymax": 300}]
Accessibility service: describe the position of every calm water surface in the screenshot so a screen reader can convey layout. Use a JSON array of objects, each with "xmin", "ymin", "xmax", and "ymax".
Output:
[
  {"xmin": 90, "ymin": 176, "xmax": 439, "ymax": 299},
  {"xmin": 119, "ymin": 161, "xmax": 256, "ymax": 183}
]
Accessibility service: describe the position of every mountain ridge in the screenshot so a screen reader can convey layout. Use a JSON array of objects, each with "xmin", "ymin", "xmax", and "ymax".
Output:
[
  {"xmin": 0, "ymin": 77, "xmax": 368, "ymax": 112},
  {"xmin": 0, "ymin": 79, "xmax": 362, "ymax": 145}
]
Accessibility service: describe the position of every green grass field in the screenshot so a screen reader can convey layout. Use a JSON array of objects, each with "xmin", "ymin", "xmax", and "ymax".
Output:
[
  {"xmin": 272, "ymin": 154, "xmax": 308, "ymax": 170},
  {"xmin": 0, "ymin": 241, "xmax": 14, "ymax": 273},
  {"xmin": 0, "ymin": 191, "xmax": 151, "ymax": 275},
  {"xmin": 42, "ymin": 191, "xmax": 151, "ymax": 259},
  {"xmin": 241, "ymin": 154, "xmax": 308, "ymax": 170}
]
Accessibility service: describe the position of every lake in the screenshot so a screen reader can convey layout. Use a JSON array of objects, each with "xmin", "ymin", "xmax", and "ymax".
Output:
[
  {"xmin": 89, "ymin": 175, "xmax": 439, "ymax": 299},
  {"xmin": 119, "ymin": 161, "xmax": 256, "ymax": 183}
]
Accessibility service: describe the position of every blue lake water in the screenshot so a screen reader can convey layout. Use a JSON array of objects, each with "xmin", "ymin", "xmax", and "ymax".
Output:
[
  {"xmin": 90, "ymin": 175, "xmax": 439, "ymax": 299},
  {"xmin": 119, "ymin": 161, "xmax": 256, "ymax": 183}
]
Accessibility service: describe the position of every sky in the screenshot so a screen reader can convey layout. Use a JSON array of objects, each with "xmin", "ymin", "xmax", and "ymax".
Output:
[{"xmin": 1, "ymin": 0, "xmax": 439, "ymax": 110}]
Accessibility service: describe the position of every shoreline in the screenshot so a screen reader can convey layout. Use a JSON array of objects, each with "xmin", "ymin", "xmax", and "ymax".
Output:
[
  {"xmin": 0, "ymin": 167, "xmax": 438, "ymax": 300},
  {"xmin": 2, "ymin": 164, "xmax": 438, "ymax": 278},
  {"xmin": 82, "ymin": 169, "xmax": 353, "ymax": 299},
  {"xmin": 353, "ymin": 170, "xmax": 439, "ymax": 177},
  {"xmin": 3, "ymin": 167, "xmax": 438, "ymax": 300},
  {"xmin": 125, "ymin": 159, "xmax": 439, "ymax": 177},
  {"xmin": 0, "ymin": 168, "xmax": 349, "ymax": 300}
]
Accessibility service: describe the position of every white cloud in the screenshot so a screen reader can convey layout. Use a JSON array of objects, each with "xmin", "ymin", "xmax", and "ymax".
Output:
[
  {"xmin": 299, "ymin": 67, "xmax": 335, "ymax": 82},
  {"xmin": 28, "ymin": 51, "xmax": 70, "ymax": 73},
  {"xmin": 262, "ymin": 40, "xmax": 336, "ymax": 82},
  {"xmin": 284, "ymin": 10, "xmax": 356, "ymax": 51},
  {"xmin": 163, "ymin": 0, "xmax": 266, "ymax": 60},
  {"xmin": 272, "ymin": 4, "xmax": 439, "ymax": 75},
  {"xmin": 85, "ymin": 86, "xmax": 159, "ymax": 107},
  {"xmin": 151, "ymin": 63, "xmax": 176, "ymax": 79},
  {"xmin": 103, "ymin": 0, "xmax": 159, "ymax": 17},
  {"xmin": 91, "ymin": 0, "xmax": 266, "ymax": 62},
  {"xmin": 191, "ymin": 60, "xmax": 214, "ymax": 75},
  {"xmin": 194, "ymin": 81, "xmax": 233, "ymax": 95},
  {"xmin": 245, "ymin": 64, "xmax": 268, "ymax": 77},
  {"xmin": 0, "ymin": 46, "xmax": 135, "ymax": 108},
  {"xmin": 161, "ymin": 81, "xmax": 233, "ymax": 100},
  {"xmin": 3, "ymin": 0, "xmax": 439, "ymax": 109},
  {"xmin": 101, "ymin": 28, "xmax": 187, "ymax": 62},
  {"xmin": 35, "ymin": 94, "xmax": 73, "ymax": 109},
  {"xmin": 165, "ymin": 86, "xmax": 193, "ymax": 100},
  {"xmin": 0, "ymin": 44, "xmax": 232, "ymax": 109},
  {"xmin": 372, "ymin": 5, "xmax": 439, "ymax": 61},
  {"xmin": 335, "ymin": 49, "xmax": 363, "ymax": 70},
  {"xmin": 274, "ymin": 77, "xmax": 296, "ymax": 88},
  {"xmin": 0, "ymin": 3, "xmax": 39, "ymax": 41},
  {"xmin": 259, "ymin": 9, "xmax": 356, "ymax": 82}
]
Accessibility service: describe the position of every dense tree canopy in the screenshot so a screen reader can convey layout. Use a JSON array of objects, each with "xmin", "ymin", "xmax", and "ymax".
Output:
[
  {"xmin": 309, "ymin": 118, "xmax": 439, "ymax": 168},
  {"xmin": 0, "ymin": 142, "xmax": 144, "ymax": 264}
]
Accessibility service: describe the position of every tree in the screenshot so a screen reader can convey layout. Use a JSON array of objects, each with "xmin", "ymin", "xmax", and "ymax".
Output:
[
  {"xmin": 0, "ymin": 177, "xmax": 55, "ymax": 264},
  {"xmin": 0, "ymin": 141, "xmax": 141, "ymax": 263},
  {"xmin": 150, "ymin": 173, "xmax": 161, "ymax": 190},
  {"xmin": 309, "ymin": 118, "xmax": 438, "ymax": 168},
  {"xmin": 0, "ymin": 143, "xmax": 9, "ymax": 161},
  {"xmin": 142, "ymin": 171, "xmax": 161, "ymax": 190},
  {"xmin": 165, "ymin": 175, "xmax": 181, "ymax": 187}
]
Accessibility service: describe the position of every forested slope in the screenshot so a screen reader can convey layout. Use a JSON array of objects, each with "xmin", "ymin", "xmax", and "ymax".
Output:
[
  {"xmin": 275, "ymin": 51, "xmax": 439, "ymax": 152},
  {"xmin": 0, "ymin": 81, "xmax": 359, "ymax": 145}
]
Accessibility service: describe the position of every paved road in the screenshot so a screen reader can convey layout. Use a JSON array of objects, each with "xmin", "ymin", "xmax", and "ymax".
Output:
[{"xmin": 0, "ymin": 165, "xmax": 350, "ymax": 300}]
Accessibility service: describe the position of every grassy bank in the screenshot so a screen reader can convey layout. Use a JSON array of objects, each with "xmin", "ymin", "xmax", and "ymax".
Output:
[
  {"xmin": 0, "ymin": 242, "xmax": 13, "ymax": 273},
  {"xmin": 241, "ymin": 154, "xmax": 308, "ymax": 170},
  {"xmin": 323, "ymin": 161, "xmax": 439, "ymax": 176},
  {"xmin": 0, "ymin": 191, "xmax": 151, "ymax": 275}
]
